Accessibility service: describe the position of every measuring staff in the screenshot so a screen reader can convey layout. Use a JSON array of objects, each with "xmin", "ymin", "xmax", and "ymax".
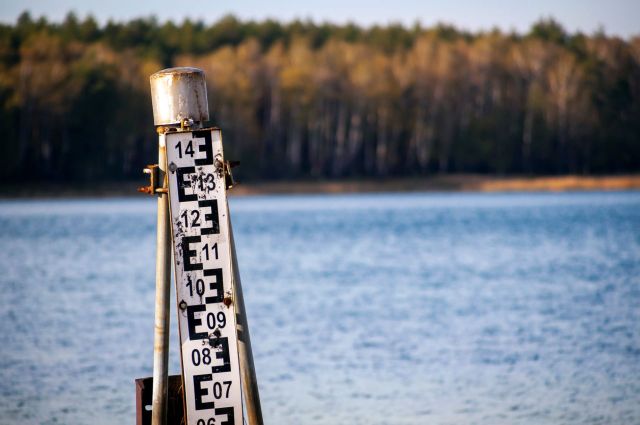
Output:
[{"xmin": 145, "ymin": 67, "xmax": 263, "ymax": 425}]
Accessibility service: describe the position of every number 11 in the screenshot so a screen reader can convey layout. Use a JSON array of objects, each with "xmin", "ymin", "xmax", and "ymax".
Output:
[{"xmin": 202, "ymin": 243, "xmax": 218, "ymax": 261}]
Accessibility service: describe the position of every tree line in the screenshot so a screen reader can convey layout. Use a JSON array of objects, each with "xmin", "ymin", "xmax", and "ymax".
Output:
[{"xmin": 1, "ymin": 12, "xmax": 639, "ymax": 183}]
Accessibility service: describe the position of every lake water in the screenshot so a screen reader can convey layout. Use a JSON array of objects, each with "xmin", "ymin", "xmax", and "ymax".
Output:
[{"xmin": 0, "ymin": 191, "xmax": 639, "ymax": 425}]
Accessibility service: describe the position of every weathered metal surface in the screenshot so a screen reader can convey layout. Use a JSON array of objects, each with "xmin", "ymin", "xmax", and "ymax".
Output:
[
  {"xmin": 139, "ymin": 164, "xmax": 168, "ymax": 195},
  {"xmin": 150, "ymin": 68, "xmax": 209, "ymax": 127},
  {"xmin": 136, "ymin": 375, "xmax": 185, "ymax": 425},
  {"xmin": 151, "ymin": 138, "xmax": 172, "ymax": 425},
  {"xmin": 229, "ymin": 223, "xmax": 264, "ymax": 425},
  {"xmin": 166, "ymin": 128, "xmax": 243, "ymax": 425}
]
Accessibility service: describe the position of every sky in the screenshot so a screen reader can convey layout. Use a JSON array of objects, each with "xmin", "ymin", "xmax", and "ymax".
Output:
[{"xmin": 0, "ymin": 0, "xmax": 638, "ymax": 38}]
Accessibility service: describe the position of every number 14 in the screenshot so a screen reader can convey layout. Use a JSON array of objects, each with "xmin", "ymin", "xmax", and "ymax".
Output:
[{"xmin": 176, "ymin": 140, "xmax": 195, "ymax": 158}]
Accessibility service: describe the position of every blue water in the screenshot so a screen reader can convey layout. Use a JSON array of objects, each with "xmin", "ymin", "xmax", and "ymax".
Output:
[{"xmin": 0, "ymin": 192, "xmax": 639, "ymax": 425}]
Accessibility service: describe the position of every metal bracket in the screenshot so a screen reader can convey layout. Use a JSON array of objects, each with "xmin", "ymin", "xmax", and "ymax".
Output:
[
  {"xmin": 224, "ymin": 160, "xmax": 240, "ymax": 190},
  {"xmin": 139, "ymin": 159, "xmax": 238, "ymax": 194},
  {"xmin": 180, "ymin": 118, "xmax": 195, "ymax": 131},
  {"xmin": 138, "ymin": 164, "xmax": 168, "ymax": 195}
]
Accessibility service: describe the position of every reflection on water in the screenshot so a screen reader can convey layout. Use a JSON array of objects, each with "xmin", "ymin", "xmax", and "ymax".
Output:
[{"xmin": 0, "ymin": 192, "xmax": 639, "ymax": 424}]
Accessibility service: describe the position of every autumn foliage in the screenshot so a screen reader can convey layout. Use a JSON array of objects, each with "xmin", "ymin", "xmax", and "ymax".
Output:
[{"xmin": 1, "ymin": 13, "xmax": 639, "ymax": 183}]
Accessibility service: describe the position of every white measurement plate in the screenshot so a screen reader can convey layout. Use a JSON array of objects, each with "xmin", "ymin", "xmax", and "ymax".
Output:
[{"xmin": 165, "ymin": 128, "xmax": 242, "ymax": 425}]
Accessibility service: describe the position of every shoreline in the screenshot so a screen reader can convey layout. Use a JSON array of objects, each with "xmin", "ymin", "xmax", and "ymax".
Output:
[{"xmin": 1, "ymin": 174, "xmax": 639, "ymax": 199}]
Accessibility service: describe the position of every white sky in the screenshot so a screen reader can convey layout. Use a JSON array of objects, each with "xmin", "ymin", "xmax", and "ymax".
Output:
[{"xmin": 0, "ymin": 0, "xmax": 638, "ymax": 38}]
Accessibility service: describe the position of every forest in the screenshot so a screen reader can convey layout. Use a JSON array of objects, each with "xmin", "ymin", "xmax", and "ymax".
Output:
[{"xmin": 1, "ymin": 12, "xmax": 639, "ymax": 183}]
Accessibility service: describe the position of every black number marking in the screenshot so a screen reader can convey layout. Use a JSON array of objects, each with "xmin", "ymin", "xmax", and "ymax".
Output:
[
  {"xmin": 203, "ymin": 348, "xmax": 211, "ymax": 365},
  {"xmin": 180, "ymin": 210, "xmax": 201, "ymax": 228},
  {"xmin": 197, "ymin": 173, "xmax": 216, "ymax": 191},
  {"xmin": 192, "ymin": 348, "xmax": 212, "ymax": 366},
  {"xmin": 212, "ymin": 382, "xmax": 223, "ymax": 399},
  {"xmin": 180, "ymin": 210, "xmax": 188, "ymax": 227},
  {"xmin": 202, "ymin": 244, "xmax": 209, "ymax": 261},
  {"xmin": 176, "ymin": 140, "xmax": 195, "ymax": 158},
  {"xmin": 206, "ymin": 311, "xmax": 226, "ymax": 329},
  {"xmin": 185, "ymin": 140, "xmax": 195, "ymax": 157},
  {"xmin": 192, "ymin": 210, "xmax": 201, "ymax": 227},
  {"xmin": 213, "ymin": 382, "xmax": 222, "ymax": 399},
  {"xmin": 196, "ymin": 279, "xmax": 205, "ymax": 296},
  {"xmin": 202, "ymin": 243, "xmax": 218, "ymax": 262},
  {"xmin": 187, "ymin": 277, "xmax": 206, "ymax": 297}
]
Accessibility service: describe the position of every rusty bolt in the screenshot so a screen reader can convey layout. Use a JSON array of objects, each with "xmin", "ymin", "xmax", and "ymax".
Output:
[{"xmin": 223, "ymin": 297, "xmax": 233, "ymax": 307}]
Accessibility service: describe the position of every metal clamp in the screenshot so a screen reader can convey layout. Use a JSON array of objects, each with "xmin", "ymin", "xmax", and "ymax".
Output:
[
  {"xmin": 138, "ymin": 164, "xmax": 168, "ymax": 195},
  {"xmin": 220, "ymin": 159, "xmax": 240, "ymax": 190}
]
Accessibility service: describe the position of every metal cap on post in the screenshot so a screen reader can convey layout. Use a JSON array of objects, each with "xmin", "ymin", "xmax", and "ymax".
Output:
[{"xmin": 150, "ymin": 67, "xmax": 209, "ymax": 127}]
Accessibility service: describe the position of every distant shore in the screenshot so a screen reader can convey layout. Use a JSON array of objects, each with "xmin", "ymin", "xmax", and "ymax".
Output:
[
  {"xmin": 230, "ymin": 175, "xmax": 640, "ymax": 195},
  {"xmin": 1, "ymin": 175, "xmax": 639, "ymax": 199}
]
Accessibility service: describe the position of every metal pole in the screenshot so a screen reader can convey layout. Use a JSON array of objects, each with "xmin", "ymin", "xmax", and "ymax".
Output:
[
  {"xmin": 151, "ymin": 140, "xmax": 171, "ymax": 425},
  {"xmin": 148, "ymin": 67, "xmax": 210, "ymax": 425},
  {"xmin": 229, "ymin": 223, "xmax": 264, "ymax": 425}
]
